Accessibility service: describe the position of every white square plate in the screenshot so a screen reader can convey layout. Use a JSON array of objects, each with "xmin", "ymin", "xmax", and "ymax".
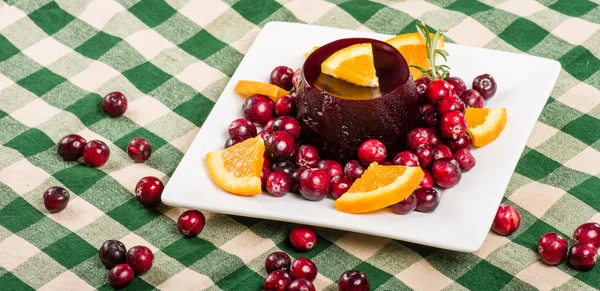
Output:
[{"xmin": 162, "ymin": 22, "xmax": 561, "ymax": 252}]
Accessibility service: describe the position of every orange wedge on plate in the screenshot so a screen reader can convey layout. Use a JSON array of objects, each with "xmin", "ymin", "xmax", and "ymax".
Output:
[
  {"xmin": 334, "ymin": 163, "xmax": 424, "ymax": 214},
  {"xmin": 465, "ymin": 107, "xmax": 507, "ymax": 147},
  {"xmin": 321, "ymin": 43, "xmax": 379, "ymax": 87},
  {"xmin": 206, "ymin": 137, "xmax": 264, "ymax": 195},
  {"xmin": 234, "ymin": 80, "xmax": 290, "ymax": 101},
  {"xmin": 386, "ymin": 32, "xmax": 444, "ymax": 80}
]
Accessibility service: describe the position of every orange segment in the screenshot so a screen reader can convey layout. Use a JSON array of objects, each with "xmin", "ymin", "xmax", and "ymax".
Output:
[
  {"xmin": 385, "ymin": 33, "xmax": 444, "ymax": 80},
  {"xmin": 234, "ymin": 80, "xmax": 290, "ymax": 101},
  {"xmin": 465, "ymin": 108, "xmax": 507, "ymax": 147},
  {"xmin": 205, "ymin": 137, "xmax": 264, "ymax": 196},
  {"xmin": 321, "ymin": 43, "xmax": 379, "ymax": 87},
  {"xmin": 334, "ymin": 163, "xmax": 424, "ymax": 214}
]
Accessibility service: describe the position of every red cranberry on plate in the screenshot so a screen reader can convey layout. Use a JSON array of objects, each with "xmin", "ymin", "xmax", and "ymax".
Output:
[
  {"xmin": 358, "ymin": 139, "xmax": 387, "ymax": 165},
  {"xmin": 288, "ymin": 278, "xmax": 315, "ymax": 291},
  {"xmin": 57, "ymin": 134, "xmax": 87, "ymax": 161},
  {"xmin": 437, "ymin": 96, "xmax": 465, "ymax": 114},
  {"xmin": 491, "ymin": 204, "xmax": 520, "ymax": 236},
  {"xmin": 275, "ymin": 95, "xmax": 296, "ymax": 117},
  {"xmin": 271, "ymin": 160, "xmax": 295, "ymax": 177},
  {"xmin": 126, "ymin": 245, "xmax": 154, "ymax": 275},
  {"xmin": 99, "ymin": 240, "xmax": 127, "ymax": 269},
  {"xmin": 472, "ymin": 73, "xmax": 497, "ymax": 99},
  {"xmin": 344, "ymin": 160, "xmax": 365, "ymax": 181},
  {"xmin": 290, "ymin": 167, "xmax": 308, "ymax": 193},
  {"xmin": 270, "ymin": 66, "xmax": 294, "ymax": 91},
  {"xmin": 261, "ymin": 164, "xmax": 271, "ymax": 189},
  {"xmin": 425, "ymin": 127, "xmax": 441, "ymax": 146},
  {"xmin": 445, "ymin": 76, "xmax": 467, "ymax": 97},
  {"xmin": 392, "ymin": 194, "xmax": 417, "ymax": 215},
  {"xmin": 414, "ymin": 187, "xmax": 440, "ymax": 212},
  {"xmin": 421, "ymin": 105, "xmax": 439, "ymax": 127},
  {"xmin": 242, "ymin": 95, "xmax": 274, "ymax": 126},
  {"xmin": 299, "ymin": 168, "xmax": 330, "ymax": 201},
  {"xmin": 295, "ymin": 144, "xmax": 320, "ymax": 168},
  {"xmin": 439, "ymin": 111, "xmax": 467, "ymax": 140},
  {"xmin": 330, "ymin": 175, "xmax": 352, "ymax": 199},
  {"xmin": 290, "ymin": 258, "xmax": 317, "ymax": 281},
  {"xmin": 43, "ymin": 186, "xmax": 70, "ymax": 213},
  {"xmin": 83, "ymin": 140, "xmax": 110, "ymax": 167},
  {"xmin": 445, "ymin": 134, "xmax": 472, "ymax": 152},
  {"xmin": 228, "ymin": 118, "xmax": 257, "ymax": 140},
  {"xmin": 127, "ymin": 137, "xmax": 152, "ymax": 163},
  {"xmin": 432, "ymin": 144, "xmax": 453, "ymax": 161},
  {"xmin": 292, "ymin": 68, "xmax": 301, "ymax": 89},
  {"xmin": 573, "ymin": 222, "xmax": 600, "ymax": 248},
  {"xmin": 264, "ymin": 118, "xmax": 277, "ymax": 132},
  {"xmin": 317, "ymin": 160, "xmax": 343, "ymax": 178},
  {"xmin": 454, "ymin": 148, "xmax": 476, "ymax": 172},
  {"xmin": 266, "ymin": 171, "xmax": 292, "ymax": 197},
  {"xmin": 290, "ymin": 226, "xmax": 317, "ymax": 252},
  {"xmin": 406, "ymin": 128, "xmax": 429, "ymax": 149},
  {"xmin": 414, "ymin": 145, "xmax": 433, "ymax": 169},
  {"xmin": 225, "ymin": 137, "xmax": 243, "ymax": 148},
  {"xmin": 264, "ymin": 270, "xmax": 292, "ymax": 291},
  {"xmin": 415, "ymin": 77, "xmax": 430, "ymax": 103},
  {"xmin": 108, "ymin": 264, "xmax": 134, "ymax": 289},
  {"xmin": 537, "ymin": 232, "xmax": 568, "ymax": 265},
  {"xmin": 425, "ymin": 80, "xmax": 451, "ymax": 104},
  {"xmin": 569, "ymin": 243, "xmax": 598, "ymax": 271},
  {"xmin": 102, "ymin": 92, "xmax": 127, "ymax": 117},
  {"xmin": 177, "ymin": 210, "xmax": 205, "ymax": 238},
  {"xmin": 392, "ymin": 151, "xmax": 420, "ymax": 167},
  {"xmin": 265, "ymin": 251, "xmax": 291, "ymax": 274},
  {"xmin": 460, "ymin": 89, "xmax": 485, "ymax": 108},
  {"xmin": 272, "ymin": 116, "xmax": 301, "ymax": 140},
  {"xmin": 338, "ymin": 270, "xmax": 370, "ymax": 291},
  {"xmin": 265, "ymin": 131, "xmax": 296, "ymax": 161},
  {"xmin": 431, "ymin": 158, "xmax": 461, "ymax": 188},
  {"xmin": 135, "ymin": 176, "xmax": 164, "ymax": 207},
  {"xmin": 420, "ymin": 169, "xmax": 434, "ymax": 188}
]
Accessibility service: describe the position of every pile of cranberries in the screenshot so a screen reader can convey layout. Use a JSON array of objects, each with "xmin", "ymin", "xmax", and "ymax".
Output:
[{"xmin": 99, "ymin": 239, "xmax": 154, "ymax": 289}]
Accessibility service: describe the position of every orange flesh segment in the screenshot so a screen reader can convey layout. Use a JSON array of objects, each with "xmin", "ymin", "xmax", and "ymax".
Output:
[
  {"xmin": 465, "ymin": 108, "xmax": 507, "ymax": 147},
  {"xmin": 321, "ymin": 43, "xmax": 379, "ymax": 87},
  {"xmin": 386, "ymin": 33, "xmax": 444, "ymax": 80},
  {"xmin": 221, "ymin": 138, "xmax": 263, "ymax": 177},
  {"xmin": 234, "ymin": 80, "xmax": 290, "ymax": 101}
]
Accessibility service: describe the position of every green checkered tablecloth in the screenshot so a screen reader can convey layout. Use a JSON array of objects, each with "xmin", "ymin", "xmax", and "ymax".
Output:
[{"xmin": 1, "ymin": 0, "xmax": 600, "ymax": 290}]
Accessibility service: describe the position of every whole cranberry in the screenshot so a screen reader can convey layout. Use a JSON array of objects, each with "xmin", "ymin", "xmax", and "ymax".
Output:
[
  {"xmin": 265, "ymin": 131, "xmax": 296, "ymax": 161},
  {"xmin": 425, "ymin": 127, "xmax": 441, "ymax": 146},
  {"xmin": 425, "ymin": 80, "xmax": 451, "ymax": 104},
  {"xmin": 266, "ymin": 171, "xmax": 292, "ymax": 197},
  {"xmin": 392, "ymin": 151, "xmax": 420, "ymax": 167},
  {"xmin": 344, "ymin": 160, "xmax": 365, "ymax": 181},
  {"xmin": 270, "ymin": 66, "xmax": 294, "ymax": 90},
  {"xmin": 414, "ymin": 187, "xmax": 440, "ymax": 212},
  {"xmin": 421, "ymin": 105, "xmax": 439, "ymax": 127},
  {"xmin": 392, "ymin": 194, "xmax": 417, "ymax": 215},
  {"xmin": 102, "ymin": 92, "xmax": 127, "ymax": 117},
  {"xmin": 295, "ymin": 144, "xmax": 319, "ymax": 168},
  {"xmin": 290, "ymin": 258, "xmax": 317, "ymax": 281},
  {"xmin": 569, "ymin": 243, "xmax": 598, "ymax": 271},
  {"xmin": 264, "ymin": 118, "xmax": 277, "ymax": 132},
  {"xmin": 472, "ymin": 74, "xmax": 497, "ymax": 99},
  {"xmin": 415, "ymin": 77, "xmax": 430, "ymax": 103},
  {"xmin": 290, "ymin": 226, "xmax": 317, "ymax": 252},
  {"xmin": 228, "ymin": 118, "xmax": 257, "ymax": 140},
  {"xmin": 83, "ymin": 140, "xmax": 110, "ymax": 167},
  {"xmin": 491, "ymin": 204, "xmax": 520, "ymax": 236},
  {"xmin": 262, "ymin": 163, "xmax": 271, "ymax": 188},
  {"xmin": 431, "ymin": 158, "xmax": 461, "ymax": 188},
  {"xmin": 437, "ymin": 96, "xmax": 465, "ymax": 114},
  {"xmin": 358, "ymin": 139, "xmax": 387, "ymax": 165},
  {"xmin": 331, "ymin": 175, "xmax": 352, "ymax": 199},
  {"xmin": 99, "ymin": 240, "xmax": 127, "ymax": 269},
  {"xmin": 288, "ymin": 278, "xmax": 315, "ymax": 291},
  {"xmin": 292, "ymin": 68, "xmax": 301, "ymax": 89},
  {"xmin": 274, "ymin": 95, "xmax": 295, "ymax": 117},
  {"xmin": 317, "ymin": 160, "xmax": 343, "ymax": 178},
  {"xmin": 573, "ymin": 222, "xmax": 600, "ymax": 248},
  {"xmin": 272, "ymin": 116, "xmax": 301, "ymax": 140},
  {"xmin": 445, "ymin": 134, "xmax": 472, "ymax": 152},
  {"xmin": 242, "ymin": 95, "xmax": 274, "ymax": 126},
  {"xmin": 265, "ymin": 252, "xmax": 291, "ymax": 273},
  {"xmin": 537, "ymin": 232, "xmax": 568, "ymax": 265},
  {"xmin": 225, "ymin": 137, "xmax": 243, "ymax": 148},
  {"xmin": 127, "ymin": 137, "xmax": 152, "ymax": 163},
  {"xmin": 406, "ymin": 128, "xmax": 429, "ymax": 149},
  {"xmin": 177, "ymin": 210, "xmax": 205, "ymax": 237},
  {"xmin": 126, "ymin": 246, "xmax": 154, "ymax": 275},
  {"xmin": 433, "ymin": 144, "xmax": 453, "ymax": 160},
  {"xmin": 108, "ymin": 264, "xmax": 134, "ymax": 289},
  {"xmin": 299, "ymin": 169, "xmax": 330, "ymax": 201},
  {"xmin": 291, "ymin": 167, "xmax": 308, "ymax": 193},
  {"xmin": 43, "ymin": 186, "xmax": 70, "ymax": 213},
  {"xmin": 57, "ymin": 134, "xmax": 87, "ymax": 161},
  {"xmin": 135, "ymin": 176, "xmax": 164, "ymax": 207},
  {"xmin": 414, "ymin": 145, "xmax": 433, "ymax": 169},
  {"xmin": 271, "ymin": 160, "xmax": 295, "ymax": 176},
  {"xmin": 445, "ymin": 76, "xmax": 467, "ymax": 97},
  {"xmin": 460, "ymin": 89, "xmax": 485, "ymax": 108},
  {"xmin": 454, "ymin": 148, "xmax": 476, "ymax": 172},
  {"xmin": 440, "ymin": 111, "xmax": 467, "ymax": 140},
  {"xmin": 420, "ymin": 169, "xmax": 434, "ymax": 188},
  {"xmin": 338, "ymin": 270, "xmax": 370, "ymax": 291},
  {"xmin": 264, "ymin": 270, "xmax": 292, "ymax": 291}
]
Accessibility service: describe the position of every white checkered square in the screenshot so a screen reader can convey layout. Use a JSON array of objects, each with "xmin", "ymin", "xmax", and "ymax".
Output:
[
  {"xmin": 0, "ymin": 235, "xmax": 41, "ymax": 271},
  {"xmin": 70, "ymin": 61, "xmax": 120, "ymax": 91},
  {"xmin": 220, "ymin": 229, "xmax": 276, "ymax": 263},
  {"xmin": 557, "ymin": 82, "xmax": 600, "ymax": 114},
  {"xmin": 515, "ymin": 261, "xmax": 571, "ymax": 291},
  {"xmin": 446, "ymin": 17, "xmax": 496, "ymax": 47},
  {"xmin": 10, "ymin": 99, "xmax": 61, "ymax": 128},
  {"xmin": 157, "ymin": 268, "xmax": 214, "ymax": 290},
  {"xmin": 0, "ymin": 159, "xmax": 50, "ymax": 195},
  {"xmin": 124, "ymin": 95, "xmax": 171, "ymax": 126},
  {"xmin": 22, "ymin": 37, "xmax": 72, "ymax": 67},
  {"xmin": 38, "ymin": 271, "xmax": 95, "ymax": 291},
  {"xmin": 509, "ymin": 182, "xmax": 565, "ymax": 218},
  {"xmin": 390, "ymin": 0, "xmax": 439, "ymax": 18},
  {"xmin": 551, "ymin": 18, "xmax": 599, "ymax": 45},
  {"xmin": 396, "ymin": 259, "xmax": 453, "ymax": 291},
  {"xmin": 176, "ymin": 61, "xmax": 227, "ymax": 92},
  {"xmin": 564, "ymin": 147, "xmax": 600, "ymax": 175},
  {"xmin": 78, "ymin": 0, "xmax": 126, "ymax": 30},
  {"xmin": 496, "ymin": 0, "xmax": 546, "ymax": 17},
  {"xmin": 0, "ymin": 4, "xmax": 27, "ymax": 31},
  {"xmin": 46, "ymin": 196, "xmax": 105, "ymax": 232},
  {"xmin": 285, "ymin": 0, "xmax": 336, "ymax": 23},
  {"xmin": 109, "ymin": 163, "xmax": 166, "ymax": 194},
  {"xmin": 125, "ymin": 29, "xmax": 175, "ymax": 60},
  {"xmin": 180, "ymin": 0, "xmax": 230, "ymax": 28}
]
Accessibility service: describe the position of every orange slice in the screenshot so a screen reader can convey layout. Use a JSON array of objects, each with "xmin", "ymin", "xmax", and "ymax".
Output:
[
  {"xmin": 234, "ymin": 80, "xmax": 290, "ymax": 101},
  {"xmin": 206, "ymin": 137, "xmax": 264, "ymax": 196},
  {"xmin": 465, "ymin": 108, "xmax": 507, "ymax": 147},
  {"xmin": 385, "ymin": 33, "xmax": 444, "ymax": 80},
  {"xmin": 334, "ymin": 163, "xmax": 424, "ymax": 214},
  {"xmin": 321, "ymin": 43, "xmax": 379, "ymax": 87}
]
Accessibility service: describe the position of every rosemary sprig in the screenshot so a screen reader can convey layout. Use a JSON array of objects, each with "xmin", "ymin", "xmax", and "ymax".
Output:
[{"xmin": 409, "ymin": 20, "xmax": 450, "ymax": 80}]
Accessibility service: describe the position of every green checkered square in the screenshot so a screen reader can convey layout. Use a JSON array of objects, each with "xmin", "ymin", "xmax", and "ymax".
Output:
[
  {"xmin": 549, "ymin": 0, "xmax": 597, "ymax": 17},
  {"xmin": 17, "ymin": 68, "xmax": 67, "ymax": 97},
  {"xmin": 456, "ymin": 260, "xmax": 513, "ymax": 290},
  {"xmin": 178, "ymin": 30, "xmax": 227, "ymax": 61},
  {"xmin": 0, "ymin": 272, "xmax": 34, "ymax": 291},
  {"xmin": 0, "ymin": 35, "xmax": 20, "ymax": 63},
  {"xmin": 215, "ymin": 264, "xmax": 264, "ymax": 290},
  {"xmin": 562, "ymin": 114, "xmax": 600, "ymax": 145},
  {"xmin": 312, "ymin": 245, "xmax": 361, "ymax": 281},
  {"xmin": 54, "ymin": 164, "xmax": 107, "ymax": 195},
  {"xmin": 43, "ymin": 232, "xmax": 97, "ymax": 269},
  {"xmin": 5, "ymin": 128, "xmax": 55, "ymax": 157},
  {"xmin": 75, "ymin": 31, "xmax": 123, "ymax": 60},
  {"xmin": 426, "ymin": 250, "xmax": 482, "ymax": 280},
  {"xmin": 11, "ymin": 252, "xmax": 66, "ymax": 289},
  {"xmin": 515, "ymin": 148, "xmax": 562, "ymax": 181},
  {"xmin": 446, "ymin": 0, "xmax": 493, "ymax": 16},
  {"xmin": 129, "ymin": 0, "xmax": 178, "ymax": 28},
  {"xmin": 559, "ymin": 46, "xmax": 600, "ymax": 81},
  {"xmin": 232, "ymin": 0, "xmax": 282, "ymax": 24},
  {"xmin": 338, "ymin": 0, "xmax": 386, "ymax": 23},
  {"xmin": 162, "ymin": 236, "xmax": 218, "ymax": 266},
  {"xmin": 123, "ymin": 62, "xmax": 172, "ymax": 93},
  {"xmin": 498, "ymin": 18, "xmax": 549, "ymax": 52},
  {"xmin": 27, "ymin": 2, "xmax": 74, "ymax": 36},
  {"xmin": 107, "ymin": 198, "xmax": 161, "ymax": 231},
  {"xmin": 138, "ymin": 251, "xmax": 186, "ymax": 287}
]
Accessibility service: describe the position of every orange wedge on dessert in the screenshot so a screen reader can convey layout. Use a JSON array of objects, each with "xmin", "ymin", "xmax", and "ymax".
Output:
[
  {"xmin": 234, "ymin": 80, "xmax": 290, "ymax": 101},
  {"xmin": 334, "ymin": 163, "xmax": 424, "ymax": 214},
  {"xmin": 465, "ymin": 107, "xmax": 507, "ymax": 147},
  {"xmin": 321, "ymin": 43, "xmax": 379, "ymax": 87},
  {"xmin": 206, "ymin": 137, "xmax": 264, "ymax": 195},
  {"xmin": 386, "ymin": 32, "xmax": 444, "ymax": 79}
]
